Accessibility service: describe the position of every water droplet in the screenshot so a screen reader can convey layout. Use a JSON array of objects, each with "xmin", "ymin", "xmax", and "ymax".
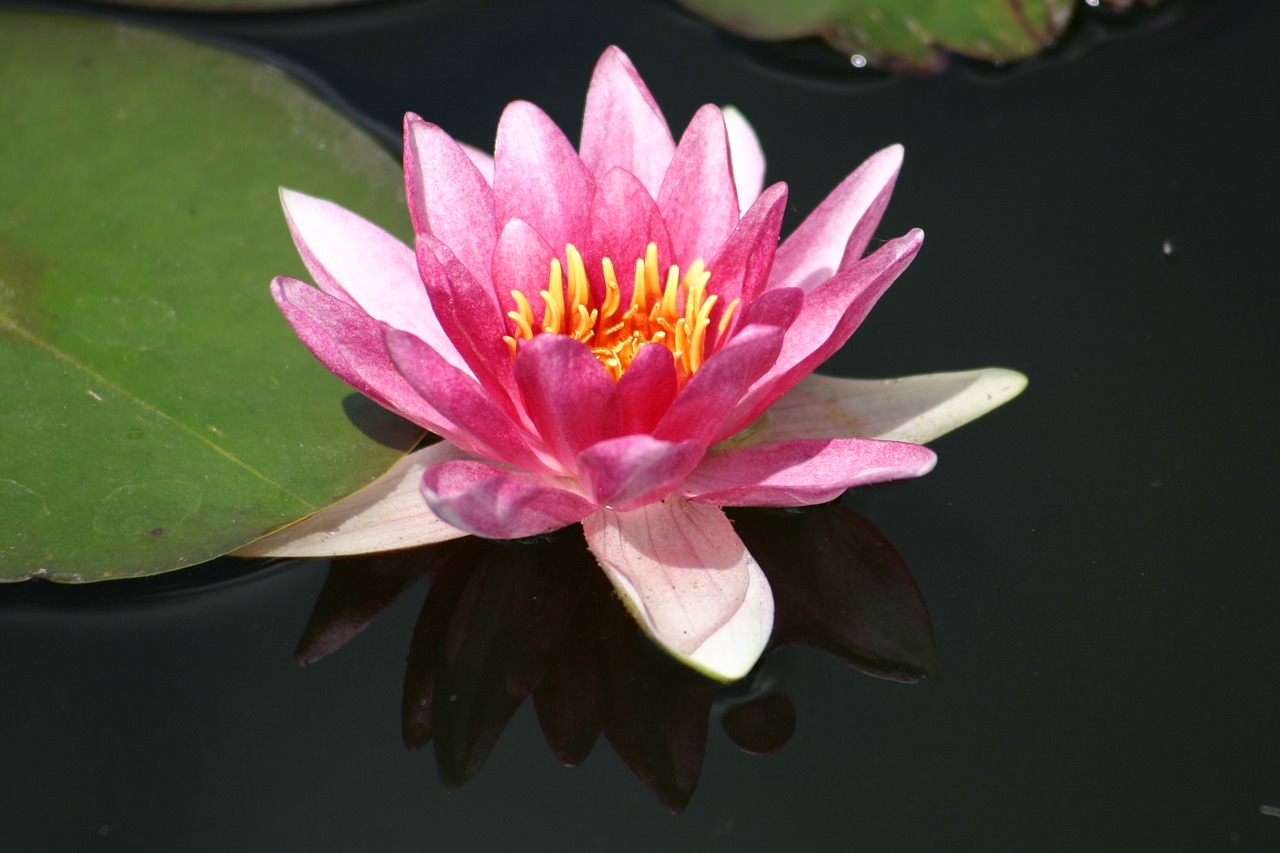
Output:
[{"xmin": 850, "ymin": 54, "xmax": 867, "ymax": 69}]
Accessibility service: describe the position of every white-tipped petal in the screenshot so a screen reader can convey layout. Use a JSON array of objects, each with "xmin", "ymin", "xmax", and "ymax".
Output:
[
  {"xmin": 582, "ymin": 498, "xmax": 774, "ymax": 682},
  {"xmin": 233, "ymin": 442, "xmax": 470, "ymax": 558},
  {"xmin": 722, "ymin": 105, "xmax": 765, "ymax": 215},
  {"xmin": 727, "ymin": 368, "xmax": 1028, "ymax": 448}
]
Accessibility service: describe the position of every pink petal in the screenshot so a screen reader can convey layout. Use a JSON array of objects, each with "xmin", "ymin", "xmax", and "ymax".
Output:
[
  {"xmin": 769, "ymin": 144, "xmax": 904, "ymax": 292},
  {"xmin": 233, "ymin": 442, "xmax": 471, "ymax": 557},
  {"xmin": 582, "ymin": 498, "xmax": 774, "ymax": 681},
  {"xmin": 681, "ymin": 438, "xmax": 937, "ymax": 506},
  {"xmin": 385, "ymin": 327, "xmax": 553, "ymax": 474},
  {"xmin": 271, "ymin": 277, "xmax": 463, "ymax": 441},
  {"xmin": 575, "ymin": 435, "xmax": 704, "ymax": 510},
  {"xmin": 722, "ymin": 106, "xmax": 765, "ymax": 214},
  {"xmin": 585, "ymin": 167, "xmax": 674, "ymax": 308},
  {"xmin": 278, "ymin": 189, "xmax": 467, "ymax": 374},
  {"xmin": 494, "ymin": 101, "xmax": 593, "ymax": 255},
  {"xmin": 421, "ymin": 460, "xmax": 594, "ymax": 539},
  {"xmin": 514, "ymin": 334, "xmax": 623, "ymax": 469},
  {"xmin": 579, "ymin": 46, "xmax": 676, "ymax": 198},
  {"xmin": 403, "ymin": 115, "xmax": 497, "ymax": 285},
  {"xmin": 719, "ymin": 229, "xmax": 923, "ymax": 440},
  {"xmin": 657, "ymin": 104, "xmax": 741, "ymax": 265},
  {"xmin": 654, "ymin": 323, "xmax": 785, "ymax": 446},
  {"xmin": 416, "ymin": 234, "xmax": 522, "ymax": 419},
  {"xmin": 458, "ymin": 143, "xmax": 494, "ymax": 185},
  {"xmin": 492, "ymin": 217, "xmax": 556, "ymax": 330},
  {"xmin": 615, "ymin": 343, "xmax": 679, "ymax": 435},
  {"xmin": 704, "ymin": 182, "xmax": 787, "ymax": 339}
]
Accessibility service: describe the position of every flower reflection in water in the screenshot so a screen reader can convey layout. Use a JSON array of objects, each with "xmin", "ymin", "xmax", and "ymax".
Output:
[{"xmin": 296, "ymin": 500, "xmax": 935, "ymax": 812}]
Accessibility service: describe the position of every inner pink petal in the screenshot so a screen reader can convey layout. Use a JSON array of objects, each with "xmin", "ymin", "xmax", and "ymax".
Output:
[
  {"xmin": 657, "ymin": 104, "xmax": 741, "ymax": 266},
  {"xmin": 494, "ymin": 100, "xmax": 593, "ymax": 257},
  {"xmin": 579, "ymin": 46, "xmax": 676, "ymax": 198}
]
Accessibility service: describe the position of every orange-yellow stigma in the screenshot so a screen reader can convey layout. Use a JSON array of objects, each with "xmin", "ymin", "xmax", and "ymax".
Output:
[{"xmin": 503, "ymin": 242, "xmax": 740, "ymax": 383}]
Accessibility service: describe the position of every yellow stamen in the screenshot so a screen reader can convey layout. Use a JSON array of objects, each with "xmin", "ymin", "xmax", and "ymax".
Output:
[{"xmin": 504, "ymin": 242, "xmax": 725, "ymax": 384}]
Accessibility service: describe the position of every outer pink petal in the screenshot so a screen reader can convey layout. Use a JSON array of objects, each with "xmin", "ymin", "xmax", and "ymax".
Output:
[
  {"xmin": 403, "ymin": 115, "xmax": 497, "ymax": 284},
  {"xmin": 654, "ymin": 324, "xmax": 785, "ymax": 446},
  {"xmin": 271, "ymin": 277, "xmax": 463, "ymax": 442},
  {"xmin": 385, "ymin": 327, "xmax": 553, "ymax": 474},
  {"xmin": 722, "ymin": 106, "xmax": 765, "ymax": 214},
  {"xmin": 769, "ymin": 144, "xmax": 904, "ymax": 292},
  {"xmin": 681, "ymin": 438, "xmax": 937, "ymax": 506},
  {"xmin": 514, "ymin": 334, "xmax": 623, "ymax": 469},
  {"xmin": 421, "ymin": 460, "xmax": 593, "ymax": 539},
  {"xmin": 704, "ymin": 181, "xmax": 787, "ymax": 340},
  {"xmin": 575, "ymin": 435, "xmax": 704, "ymax": 510},
  {"xmin": 615, "ymin": 343, "xmax": 679, "ymax": 435},
  {"xmin": 719, "ymin": 229, "xmax": 923, "ymax": 440},
  {"xmin": 585, "ymin": 167, "xmax": 674, "ymax": 308},
  {"xmin": 657, "ymin": 104, "xmax": 741, "ymax": 265},
  {"xmin": 494, "ymin": 101, "xmax": 593, "ymax": 255},
  {"xmin": 278, "ymin": 189, "xmax": 467, "ymax": 374},
  {"xmin": 579, "ymin": 46, "xmax": 676, "ymax": 198},
  {"xmin": 582, "ymin": 498, "xmax": 774, "ymax": 681}
]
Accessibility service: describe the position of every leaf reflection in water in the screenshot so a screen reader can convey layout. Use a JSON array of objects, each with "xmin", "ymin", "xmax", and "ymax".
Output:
[{"xmin": 295, "ymin": 502, "xmax": 937, "ymax": 812}]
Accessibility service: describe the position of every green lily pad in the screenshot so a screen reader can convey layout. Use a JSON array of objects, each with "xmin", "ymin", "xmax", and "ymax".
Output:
[
  {"xmin": 0, "ymin": 12, "xmax": 422, "ymax": 582},
  {"xmin": 675, "ymin": 0, "xmax": 1144, "ymax": 71}
]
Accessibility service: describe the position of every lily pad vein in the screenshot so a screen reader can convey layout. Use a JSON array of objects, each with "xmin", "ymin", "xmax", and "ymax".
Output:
[{"xmin": 0, "ymin": 309, "xmax": 317, "ymax": 511}]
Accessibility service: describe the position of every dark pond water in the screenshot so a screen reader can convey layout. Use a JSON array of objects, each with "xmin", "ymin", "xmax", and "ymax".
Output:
[{"xmin": 3, "ymin": 0, "xmax": 1278, "ymax": 849}]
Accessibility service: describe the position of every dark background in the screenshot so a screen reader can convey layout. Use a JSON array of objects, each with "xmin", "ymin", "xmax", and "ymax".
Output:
[{"xmin": 3, "ymin": 0, "xmax": 1278, "ymax": 849}]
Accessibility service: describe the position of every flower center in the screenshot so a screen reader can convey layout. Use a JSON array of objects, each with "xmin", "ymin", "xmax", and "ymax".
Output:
[{"xmin": 503, "ymin": 242, "xmax": 740, "ymax": 383}]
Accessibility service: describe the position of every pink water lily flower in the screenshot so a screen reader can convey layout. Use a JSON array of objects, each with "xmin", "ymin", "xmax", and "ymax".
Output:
[{"xmin": 242, "ymin": 47, "xmax": 1026, "ymax": 681}]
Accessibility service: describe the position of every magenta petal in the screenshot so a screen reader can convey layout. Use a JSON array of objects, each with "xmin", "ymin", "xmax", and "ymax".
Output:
[
  {"xmin": 770, "ymin": 144, "xmax": 904, "ymax": 292},
  {"xmin": 582, "ymin": 499, "xmax": 774, "ymax": 681},
  {"xmin": 416, "ymin": 234, "xmax": 521, "ymax": 417},
  {"xmin": 272, "ymin": 277, "xmax": 462, "ymax": 440},
  {"xmin": 403, "ymin": 115, "xmax": 497, "ymax": 284},
  {"xmin": 422, "ymin": 460, "xmax": 593, "ymax": 539},
  {"xmin": 654, "ymin": 324, "xmax": 784, "ymax": 446},
  {"xmin": 657, "ymin": 104, "xmax": 741, "ymax": 265},
  {"xmin": 720, "ymin": 230, "xmax": 923, "ymax": 439},
  {"xmin": 494, "ymin": 101, "xmax": 593, "ymax": 255},
  {"xmin": 278, "ymin": 189, "xmax": 467, "ymax": 374},
  {"xmin": 682, "ymin": 438, "xmax": 937, "ymax": 506},
  {"xmin": 492, "ymin": 218, "xmax": 556, "ymax": 330},
  {"xmin": 385, "ymin": 327, "xmax": 553, "ymax": 474},
  {"xmin": 705, "ymin": 182, "xmax": 787, "ymax": 337},
  {"xmin": 575, "ymin": 435, "xmax": 704, "ymax": 510},
  {"xmin": 615, "ymin": 343, "xmax": 679, "ymax": 435},
  {"xmin": 579, "ymin": 46, "xmax": 676, "ymax": 198},
  {"xmin": 514, "ymin": 335, "xmax": 623, "ymax": 469},
  {"xmin": 585, "ymin": 167, "xmax": 673, "ymax": 307}
]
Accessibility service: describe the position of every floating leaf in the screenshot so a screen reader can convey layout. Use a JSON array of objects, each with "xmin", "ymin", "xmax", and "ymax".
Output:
[
  {"xmin": 0, "ymin": 12, "xmax": 422, "ymax": 582},
  {"xmin": 675, "ymin": 0, "xmax": 1165, "ymax": 71}
]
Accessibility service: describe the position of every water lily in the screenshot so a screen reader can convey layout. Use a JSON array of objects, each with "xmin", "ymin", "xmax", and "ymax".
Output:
[{"xmin": 239, "ymin": 46, "xmax": 1026, "ymax": 681}]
